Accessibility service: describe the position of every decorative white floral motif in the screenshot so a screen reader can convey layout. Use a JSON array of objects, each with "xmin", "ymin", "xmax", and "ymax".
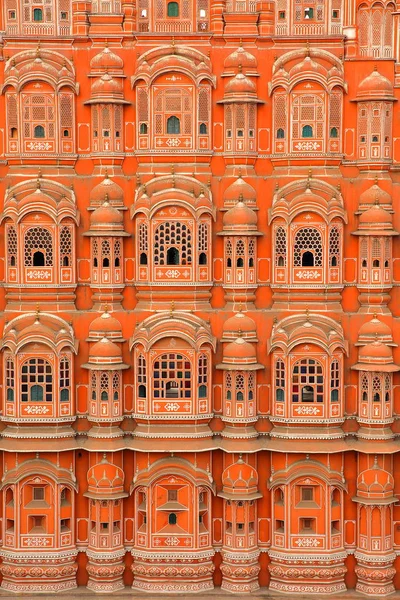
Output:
[
  {"xmin": 165, "ymin": 403, "xmax": 180, "ymax": 412},
  {"xmin": 296, "ymin": 271, "xmax": 320, "ymax": 279},
  {"xmin": 294, "ymin": 538, "xmax": 321, "ymax": 547},
  {"xmin": 27, "ymin": 142, "xmax": 53, "ymax": 151},
  {"xmin": 165, "ymin": 537, "xmax": 180, "ymax": 546},
  {"xmin": 27, "ymin": 270, "xmax": 51, "ymax": 280},
  {"xmin": 294, "ymin": 141, "xmax": 320, "ymax": 151},
  {"xmin": 165, "ymin": 270, "xmax": 180, "ymax": 278},
  {"xmin": 294, "ymin": 406, "xmax": 319, "ymax": 415},
  {"xmin": 166, "ymin": 138, "xmax": 181, "ymax": 147}
]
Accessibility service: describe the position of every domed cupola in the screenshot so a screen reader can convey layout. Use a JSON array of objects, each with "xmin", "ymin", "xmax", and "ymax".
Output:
[
  {"xmin": 356, "ymin": 457, "xmax": 395, "ymax": 502},
  {"xmin": 356, "ymin": 69, "xmax": 395, "ymax": 102},
  {"xmin": 89, "ymin": 172, "xmax": 124, "ymax": 209},
  {"xmin": 221, "ymin": 310, "xmax": 257, "ymax": 342},
  {"xmin": 87, "ymin": 309, "xmax": 124, "ymax": 343},
  {"xmin": 86, "ymin": 454, "xmax": 127, "ymax": 499},
  {"xmin": 220, "ymin": 457, "xmax": 262, "ymax": 500},
  {"xmin": 224, "ymin": 173, "xmax": 257, "ymax": 209}
]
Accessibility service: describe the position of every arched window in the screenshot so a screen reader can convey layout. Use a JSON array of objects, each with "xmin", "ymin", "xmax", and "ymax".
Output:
[
  {"xmin": 34, "ymin": 125, "xmax": 45, "ymax": 138},
  {"xmin": 330, "ymin": 127, "xmax": 338, "ymax": 138},
  {"xmin": 138, "ymin": 385, "xmax": 146, "ymax": 398},
  {"xmin": 24, "ymin": 227, "xmax": 53, "ymax": 267},
  {"xmin": 33, "ymin": 8, "xmax": 43, "ymax": 21},
  {"xmin": 373, "ymin": 375, "xmax": 381, "ymax": 402},
  {"xmin": 140, "ymin": 252, "xmax": 148, "ymax": 265},
  {"xmin": 154, "ymin": 222, "xmax": 192, "ymax": 267},
  {"xmin": 167, "ymin": 247, "xmax": 180, "ymax": 265},
  {"xmin": 302, "ymin": 125, "xmax": 313, "ymax": 138},
  {"xmin": 140, "ymin": 123, "xmax": 148, "ymax": 135},
  {"xmin": 275, "ymin": 359, "xmax": 285, "ymax": 402},
  {"xmin": 329, "ymin": 226, "xmax": 340, "ymax": 268},
  {"xmin": 277, "ymin": 128, "xmax": 285, "ymax": 139},
  {"xmin": 100, "ymin": 372, "xmax": 109, "ymax": 402},
  {"xmin": 153, "ymin": 354, "xmax": 191, "ymax": 399},
  {"xmin": 292, "ymin": 358, "xmax": 323, "ymax": 403},
  {"xmin": 21, "ymin": 358, "xmax": 52, "ymax": 402},
  {"xmin": 169, "ymin": 512, "xmax": 177, "ymax": 525},
  {"xmin": 199, "ymin": 123, "xmax": 207, "ymax": 134},
  {"xmin": 293, "ymin": 228, "xmax": 323, "ymax": 268},
  {"xmin": 167, "ymin": 1, "xmax": 179, "ymax": 16},
  {"xmin": 102, "ymin": 240, "xmax": 111, "ymax": 268},
  {"xmin": 198, "ymin": 354, "xmax": 208, "ymax": 400},
  {"xmin": 167, "ymin": 116, "xmax": 180, "ymax": 134}
]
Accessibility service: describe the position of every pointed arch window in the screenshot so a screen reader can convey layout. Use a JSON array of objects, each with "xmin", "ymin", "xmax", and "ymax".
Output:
[
  {"xmin": 302, "ymin": 125, "xmax": 313, "ymax": 138},
  {"xmin": 167, "ymin": 115, "xmax": 181, "ymax": 134},
  {"xmin": 167, "ymin": 1, "xmax": 179, "ymax": 16}
]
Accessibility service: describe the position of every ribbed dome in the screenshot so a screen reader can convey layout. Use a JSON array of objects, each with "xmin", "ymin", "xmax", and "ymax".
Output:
[
  {"xmin": 223, "ymin": 202, "xmax": 258, "ymax": 229},
  {"xmin": 357, "ymin": 462, "xmax": 394, "ymax": 499},
  {"xmin": 359, "ymin": 182, "xmax": 391, "ymax": 207},
  {"xmin": 357, "ymin": 70, "xmax": 394, "ymax": 100},
  {"xmin": 90, "ymin": 202, "xmax": 124, "ymax": 231},
  {"xmin": 90, "ymin": 46, "xmax": 123, "ymax": 71},
  {"xmin": 359, "ymin": 340, "xmax": 392, "ymax": 361},
  {"xmin": 225, "ymin": 72, "xmax": 256, "ymax": 95},
  {"xmin": 224, "ymin": 46, "xmax": 257, "ymax": 70},
  {"xmin": 222, "ymin": 312, "xmax": 257, "ymax": 341},
  {"xmin": 357, "ymin": 316, "xmax": 393, "ymax": 345},
  {"xmin": 223, "ymin": 337, "xmax": 257, "ymax": 364},
  {"xmin": 90, "ymin": 175, "xmax": 124, "ymax": 206},
  {"xmin": 359, "ymin": 204, "xmax": 393, "ymax": 226},
  {"xmin": 89, "ymin": 311, "xmax": 123, "ymax": 340},
  {"xmin": 87, "ymin": 455, "xmax": 125, "ymax": 496},
  {"xmin": 91, "ymin": 73, "xmax": 123, "ymax": 98},
  {"xmin": 222, "ymin": 459, "xmax": 258, "ymax": 494},
  {"xmin": 224, "ymin": 176, "xmax": 256, "ymax": 206},
  {"xmin": 89, "ymin": 337, "xmax": 122, "ymax": 365}
]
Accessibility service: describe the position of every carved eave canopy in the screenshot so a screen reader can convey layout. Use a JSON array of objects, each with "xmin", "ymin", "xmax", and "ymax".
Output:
[
  {"xmin": 131, "ymin": 456, "xmax": 215, "ymax": 493},
  {"xmin": 2, "ymin": 48, "xmax": 77, "ymax": 93},
  {"xmin": 268, "ymin": 458, "xmax": 347, "ymax": 491},
  {"xmin": 2, "ymin": 458, "xmax": 78, "ymax": 490},
  {"xmin": 2, "ymin": 312, "xmax": 78, "ymax": 355},
  {"xmin": 130, "ymin": 311, "xmax": 216, "ymax": 353},
  {"xmin": 269, "ymin": 313, "xmax": 348, "ymax": 356},
  {"xmin": 2, "ymin": 179, "xmax": 79, "ymax": 225},
  {"xmin": 132, "ymin": 175, "xmax": 216, "ymax": 220},
  {"xmin": 131, "ymin": 45, "xmax": 216, "ymax": 88},
  {"xmin": 269, "ymin": 178, "xmax": 347, "ymax": 224}
]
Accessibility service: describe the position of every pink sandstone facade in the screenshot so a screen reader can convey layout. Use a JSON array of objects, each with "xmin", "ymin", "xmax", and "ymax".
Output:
[{"xmin": 0, "ymin": 0, "xmax": 400, "ymax": 595}]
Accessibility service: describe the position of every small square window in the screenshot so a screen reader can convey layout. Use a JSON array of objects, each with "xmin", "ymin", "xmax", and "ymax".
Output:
[
  {"xmin": 33, "ymin": 487, "xmax": 44, "ymax": 501},
  {"xmin": 168, "ymin": 489, "xmax": 178, "ymax": 502},
  {"xmin": 304, "ymin": 7, "xmax": 314, "ymax": 19},
  {"xmin": 199, "ymin": 8, "xmax": 206, "ymax": 17},
  {"xmin": 301, "ymin": 487, "xmax": 314, "ymax": 502},
  {"xmin": 300, "ymin": 517, "xmax": 315, "ymax": 532},
  {"xmin": 60, "ymin": 11, "xmax": 68, "ymax": 19},
  {"xmin": 332, "ymin": 9, "xmax": 339, "ymax": 19},
  {"xmin": 279, "ymin": 10, "xmax": 286, "ymax": 19},
  {"xmin": 9, "ymin": 10, "xmax": 16, "ymax": 19},
  {"xmin": 141, "ymin": 9, "xmax": 147, "ymax": 17}
]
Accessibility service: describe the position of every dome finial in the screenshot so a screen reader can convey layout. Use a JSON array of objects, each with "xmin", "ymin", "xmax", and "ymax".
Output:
[{"xmin": 35, "ymin": 304, "xmax": 40, "ymax": 324}]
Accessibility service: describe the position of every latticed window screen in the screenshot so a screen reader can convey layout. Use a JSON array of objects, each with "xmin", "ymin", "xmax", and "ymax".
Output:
[
  {"xmin": 23, "ymin": 0, "xmax": 53, "ymax": 22},
  {"xmin": 275, "ymin": 359, "xmax": 285, "ymax": 401},
  {"xmin": 329, "ymin": 226, "xmax": 340, "ymax": 266},
  {"xmin": 292, "ymin": 358, "xmax": 324, "ymax": 403},
  {"xmin": 22, "ymin": 93, "xmax": 55, "ymax": 139},
  {"xmin": 154, "ymin": 88, "xmax": 192, "ymax": 135},
  {"xmin": 6, "ymin": 357, "xmax": 15, "ymax": 401},
  {"xmin": 139, "ymin": 223, "xmax": 148, "ymax": 252},
  {"xmin": 226, "ymin": 239, "xmax": 233, "ymax": 265},
  {"xmin": 358, "ymin": 4, "xmax": 394, "ymax": 58},
  {"xmin": 198, "ymin": 87, "xmax": 210, "ymax": 134},
  {"xmin": 137, "ymin": 87, "xmax": 149, "ymax": 128},
  {"xmin": 112, "ymin": 372, "xmax": 120, "ymax": 400},
  {"xmin": 275, "ymin": 226, "xmax": 287, "ymax": 266},
  {"xmin": 60, "ymin": 226, "xmax": 72, "ymax": 267},
  {"xmin": 330, "ymin": 360, "xmax": 340, "ymax": 401},
  {"xmin": 114, "ymin": 239, "xmax": 122, "ymax": 266},
  {"xmin": 154, "ymin": 221, "xmax": 192, "ymax": 265},
  {"xmin": 7, "ymin": 95, "xmax": 18, "ymax": 133},
  {"xmin": 225, "ymin": 372, "xmax": 232, "ymax": 398},
  {"xmin": 153, "ymin": 353, "xmax": 192, "ymax": 399},
  {"xmin": 21, "ymin": 358, "xmax": 52, "ymax": 402},
  {"xmin": 138, "ymin": 355, "xmax": 147, "ymax": 385},
  {"xmin": 274, "ymin": 94, "xmax": 287, "ymax": 138},
  {"xmin": 60, "ymin": 94, "xmax": 73, "ymax": 128},
  {"xmin": 101, "ymin": 240, "xmax": 111, "ymax": 266},
  {"xmin": 59, "ymin": 357, "xmax": 70, "ymax": 401},
  {"xmin": 292, "ymin": 94, "xmax": 324, "ymax": 140},
  {"xmin": 329, "ymin": 92, "xmax": 341, "ymax": 138},
  {"xmin": 7, "ymin": 226, "xmax": 17, "ymax": 266},
  {"xmin": 24, "ymin": 227, "xmax": 53, "ymax": 266},
  {"xmin": 198, "ymin": 222, "xmax": 209, "ymax": 256},
  {"xmin": 198, "ymin": 354, "xmax": 208, "ymax": 398},
  {"xmin": 293, "ymin": 227, "xmax": 323, "ymax": 267}
]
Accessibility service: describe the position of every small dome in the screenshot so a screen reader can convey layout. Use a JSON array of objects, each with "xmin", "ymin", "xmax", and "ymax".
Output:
[
  {"xmin": 224, "ymin": 46, "xmax": 257, "ymax": 70},
  {"xmin": 87, "ymin": 456, "xmax": 125, "ymax": 496},
  {"xmin": 357, "ymin": 316, "xmax": 394, "ymax": 346},
  {"xmin": 223, "ymin": 201, "xmax": 258, "ymax": 230},
  {"xmin": 222, "ymin": 312, "xmax": 257, "ymax": 341},
  {"xmin": 89, "ymin": 310, "xmax": 123, "ymax": 341},
  {"xmin": 89, "ymin": 337, "xmax": 122, "ymax": 364},
  {"xmin": 90, "ymin": 202, "xmax": 124, "ymax": 232},
  {"xmin": 357, "ymin": 70, "xmax": 394, "ymax": 100},
  {"xmin": 357, "ymin": 461, "xmax": 394, "ymax": 499},
  {"xmin": 359, "ymin": 204, "xmax": 393, "ymax": 226},
  {"xmin": 359, "ymin": 182, "xmax": 391, "ymax": 207},
  {"xmin": 225, "ymin": 72, "xmax": 257, "ymax": 95},
  {"xmin": 90, "ymin": 175, "xmax": 124, "ymax": 206},
  {"xmin": 291, "ymin": 56, "xmax": 326, "ymax": 79},
  {"xmin": 223, "ymin": 337, "xmax": 257, "ymax": 364},
  {"xmin": 222, "ymin": 458, "xmax": 258, "ymax": 495},
  {"xmin": 224, "ymin": 176, "xmax": 256, "ymax": 206},
  {"xmin": 359, "ymin": 340, "xmax": 392, "ymax": 361},
  {"xmin": 91, "ymin": 73, "xmax": 123, "ymax": 98},
  {"xmin": 90, "ymin": 46, "xmax": 124, "ymax": 71}
]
